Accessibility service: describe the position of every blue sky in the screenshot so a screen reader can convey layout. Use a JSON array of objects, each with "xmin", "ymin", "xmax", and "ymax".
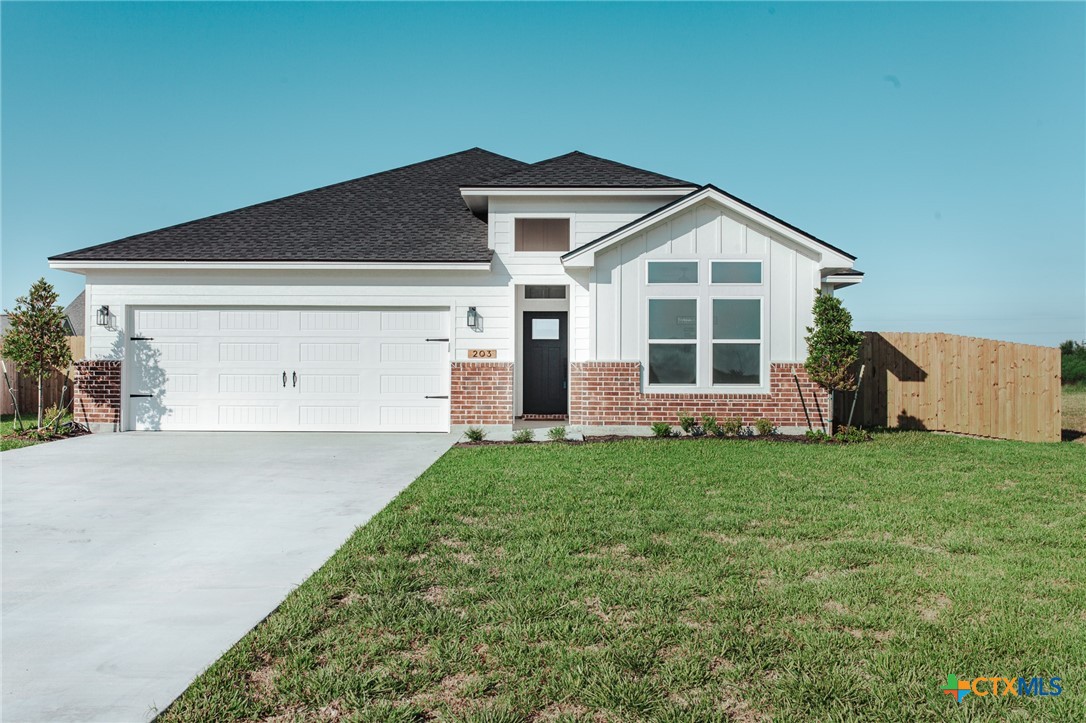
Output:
[{"xmin": 3, "ymin": 2, "xmax": 1083, "ymax": 346}]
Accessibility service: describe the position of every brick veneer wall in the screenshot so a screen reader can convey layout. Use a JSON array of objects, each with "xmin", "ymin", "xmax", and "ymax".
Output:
[
  {"xmin": 73, "ymin": 360, "xmax": 122, "ymax": 431},
  {"xmin": 569, "ymin": 361, "xmax": 829, "ymax": 429},
  {"xmin": 451, "ymin": 361, "xmax": 513, "ymax": 425}
]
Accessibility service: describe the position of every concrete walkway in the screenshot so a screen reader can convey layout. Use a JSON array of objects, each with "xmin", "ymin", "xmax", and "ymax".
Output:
[{"xmin": 1, "ymin": 432, "xmax": 453, "ymax": 722}]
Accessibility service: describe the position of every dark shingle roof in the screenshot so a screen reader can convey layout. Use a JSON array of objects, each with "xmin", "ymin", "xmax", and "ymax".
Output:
[
  {"xmin": 63, "ymin": 291, "xmax": 86, "ymax": 335},
  {"xmin": 50, "ymin": 148, "xmax": 528, "ymax": 263},
  {"xmin": 467, "ymin": 151, "xmax": 695, "ymax": 188}
]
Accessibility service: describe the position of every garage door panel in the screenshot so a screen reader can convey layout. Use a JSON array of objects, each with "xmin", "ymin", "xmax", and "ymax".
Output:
[
  {"xmin": 298, "ymin": 342, "xmax": 359, "ymax": 363},
  {"xmin": 219, "ymin": 342, "xmax": 279, "ymax": 363},
  {"xmin": 299, "ymin": 311, "xmax": 361, "ymax": 331},
  {"xmin": 298, "ymin": 373, "xmax": 360, "ymax": 394},
  {"xmin": 127, "ymin": 307, "xmax": 449, "ymax": 432},
  {"xmin": 299, "ymin": 406, "xmax": 361, "ymax": 427},
  {"xmin": 218, "ymin": 373, "xmax": 280, "ymax": 394},
  {"xmin": 218, "ymin": 310, "xmax": 279, "ymax": 331}
]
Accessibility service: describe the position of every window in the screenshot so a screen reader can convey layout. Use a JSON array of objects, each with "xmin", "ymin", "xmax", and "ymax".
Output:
[
  {"xmin": 648, "ymin": 299, "xmax": 697, "ymax": 385},
  {"xmin": 712, "ymin": 299, "xmax": 761, "ymax": 385},
  {"xmin": 515, "ymin": 218, "xmax": 570, "ymax": 252},
  {"xmin": 647, "ymin": 261, "xmax": 698, "ymax": 284},
  {"xmin": 711, "ymin": 261, "xmax": 762, "ymax": 284},
  {"xmin": 524, "ymin": 285, "xmax": 566, "ymax": 299},
  {"xmin": 531, "ymin": 318, "xmax": 560, "ymax": 339}
]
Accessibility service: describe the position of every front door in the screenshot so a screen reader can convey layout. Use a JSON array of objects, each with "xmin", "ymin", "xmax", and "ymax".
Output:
[{"xmin": 523, "ymin": 312, "xmax": 568, "ymax": 415}]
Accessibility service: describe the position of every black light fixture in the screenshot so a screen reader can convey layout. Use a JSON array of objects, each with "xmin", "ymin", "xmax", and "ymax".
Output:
[
  {"xmin": 96, "ymin": 305, "xmax": 110, "ymax": 327},
  {"xmin": 466, "ymin": 306, "xmax": 478, "ymax": 329}
]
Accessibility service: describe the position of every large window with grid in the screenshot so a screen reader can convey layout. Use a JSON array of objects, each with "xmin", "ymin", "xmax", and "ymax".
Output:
[{"xmin": 644, "ymin": 258, "xmax": 766, "ymax": 390}]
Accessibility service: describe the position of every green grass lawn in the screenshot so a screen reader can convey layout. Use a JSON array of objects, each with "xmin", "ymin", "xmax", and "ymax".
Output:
[
  {"xmin": 1, "ymin": 411, "xmax": 77, "ymax": 451},
  {"xmin": 1, "ymin": 413, "xmax": 41, "ymax": 451},
  {"xmin": 162, "ymin": 433, "xmax": 1085, "ymax": 722}
]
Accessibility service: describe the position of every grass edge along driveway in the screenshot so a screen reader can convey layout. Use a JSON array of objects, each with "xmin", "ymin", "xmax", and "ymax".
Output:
[{"xmin": 162, "ymin": 433, "xmax": 1085, "ymax": 722}]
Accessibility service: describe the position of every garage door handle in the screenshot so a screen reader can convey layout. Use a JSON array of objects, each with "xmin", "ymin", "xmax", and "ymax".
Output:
[
  {"xmin": 293, "ymin": 371, "xmax": 298, "ymax": 388},
  {"xmin": 426, "ymin": 338, "xmax": 449, "ymax": 342},
  {"xmin": 130, "ymin": 393, "xmax": 153, "ymax": 398},
  {"xmin": 425, "ymin": 395, "xmax": 449, "ymax": 399},
  {"xmin": 130, "ymin": 336, "xmax": 154, "ymax": 341},
  {"xmin": 282, "ymin": 371, "xmax": 287, "ymax": 388}
]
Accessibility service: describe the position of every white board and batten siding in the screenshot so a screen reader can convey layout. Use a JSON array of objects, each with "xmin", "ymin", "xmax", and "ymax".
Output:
[
  {"xmin": 592, "ymin": 200, "xmax": 820, "ymax": 364},
  {"xmin": 488, "ymin": 195, "xmax": 671, "ymax": 364},
  {"xmin": 125, "ymin": 307, "xmax": 450, "ymax": 432}
]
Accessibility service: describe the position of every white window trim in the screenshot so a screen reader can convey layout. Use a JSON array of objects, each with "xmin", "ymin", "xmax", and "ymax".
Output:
[
  {"xmin": 512, "ymin": 214, "xmax": 575, "ymax": 256},
  {"xmin": 709, "ymin": 260, "xmax": 764, "ymax": 286},
  {"xmin": 646, "ymin": 259, "xmax": 700, "ymax": 285},
  {"xmin": 711, "ymin": 297, "xmax": 764, "ymax": 388},
  {"xmin": 646, "ymin": 296, "xmax": 699, "ymax": 388}
]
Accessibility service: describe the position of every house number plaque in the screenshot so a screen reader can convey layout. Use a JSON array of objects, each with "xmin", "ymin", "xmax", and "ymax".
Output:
[{"xmin": 468, "ymin": 349, "xmax": 497, "ymax": 359}]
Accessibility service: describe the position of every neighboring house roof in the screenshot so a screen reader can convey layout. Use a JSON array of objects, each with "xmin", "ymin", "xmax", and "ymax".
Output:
[
  {"xmin": 563, "ymin": 184, "xmax": 858, "ymax": 264},
  {"xmin": 49, "ymin": 148, "xmax": 528, "ymax": 264},
  {"xmin": 64, "ymin": 291, "xmax": 86, "ymax": 336},
  {"xmin": 466, "ymin": 151, "xmax": 695, "ymax": 188}
]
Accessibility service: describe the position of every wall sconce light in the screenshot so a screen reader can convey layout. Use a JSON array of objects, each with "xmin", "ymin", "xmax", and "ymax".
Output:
[
  {"xmin": 96, "ymin": 305, "xmax": 110, "ymax": 327},
  {"xmin": 466, "ymin": 306, "xmax": 478, "ymax": 330}
]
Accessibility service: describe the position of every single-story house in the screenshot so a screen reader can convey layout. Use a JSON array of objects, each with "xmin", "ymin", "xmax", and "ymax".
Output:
[{"xmin": 49, "ymin": 149, "xmax": 862, "ymax": 433}]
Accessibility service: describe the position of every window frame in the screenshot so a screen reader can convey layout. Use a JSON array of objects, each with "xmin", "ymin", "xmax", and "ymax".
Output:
[
  {"xmin": 645, "ymin": 296, "xmax": 700, "ymax": 387},
  {"xmin": 512, "ymin": 215, "xmax": 574, "ymax": 254},
  {"xmin": 710, "ymin": 260, "xmax": 763, "ymax": 286},
  {"xmin": 646, "ymin": 259, "xmax": 700, "ymax": 285},
  {"xmin": 710, "ymin": 296, "xmax": 763, "ymax": 387}
]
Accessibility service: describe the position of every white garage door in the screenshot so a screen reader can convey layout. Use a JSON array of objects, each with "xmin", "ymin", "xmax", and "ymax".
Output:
[{"xmin": 126, "ymin": 308, "xmax": 450, "ymax": 432}]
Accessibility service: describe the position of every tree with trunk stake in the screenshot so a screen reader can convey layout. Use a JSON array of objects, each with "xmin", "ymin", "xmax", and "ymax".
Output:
[
  {"xmin": 804, "ymin": 289, "xmax": 864, "ymax": 433},
  {"xmin": 1, "ymin": 278, "xmax": 73, "ymax": 429}
]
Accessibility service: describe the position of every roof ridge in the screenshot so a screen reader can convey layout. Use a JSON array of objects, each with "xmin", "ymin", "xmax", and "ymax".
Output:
[
  {"xmin": 50, "ymin": 148, "xmax": 526, "ymax": 261},
  {"xmin": 470, "ymin": 149, "xmax": 696, "ymax": 187}
]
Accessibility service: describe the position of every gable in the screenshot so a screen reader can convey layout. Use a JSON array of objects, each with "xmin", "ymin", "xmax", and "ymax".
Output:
[{"xmin": 563, "ymin": 186, "xmax": 856, "ymax": 269}]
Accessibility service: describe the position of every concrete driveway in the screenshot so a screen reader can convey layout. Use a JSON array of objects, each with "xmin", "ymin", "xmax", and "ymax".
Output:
[{"xmin": 2, "ymin": 431, "xmax": 453, "ymax": 722}]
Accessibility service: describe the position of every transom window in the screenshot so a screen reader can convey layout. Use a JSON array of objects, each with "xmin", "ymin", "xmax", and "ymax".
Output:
[
  {"xmin": 524, "ymin": 285, "xmax": 566, "ymax": 299},
  {"xmin": 515, "ymin": 218, "xmax": 570, "ymax": 252},
  {"xmin": 711, "ymin": 261, "xmax": 762, "ymax": 284},
  {"xmin": 647, "ymin": 261, "xmax": 698, "ymax": 284}
]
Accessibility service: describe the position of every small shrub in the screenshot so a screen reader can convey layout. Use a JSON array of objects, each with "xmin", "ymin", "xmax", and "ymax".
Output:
[
  {"xmin": 805, "ymin": 429, "xmax": 831, "ymax": 443},
  {"xmin": 834, "ymin": 425, "xmax": 872, "ymax": 443},
  {"xmin": 720, "ymin": 417, "xmax": 743, "ymax": 436},
  {"xmin": 740, "ymin": 425, "xmax": 755, "ymax": 437},
  {"xmin": 754, "ymin": 418, "xmax": 776, "ymax": 436},
  {"xmin": 702, "ymin": 414, "xmax": 721, "ymax": 437},
  {"xmin": 651, "ymin": 422, "xmax": 674, "ymax": 438},
  {"xmin": 677, "ymin": 411, "xmax": 702, "ymax": 436},
  {"xmin": 464, "ymin": 426, "xmax": 486, "ymax": 443},
  {"xmin": 512, "ymin": 428, "xmax": 535, "ymax": 444},
  {"xmin": 547, "ymin": 426, "xmax": 567, "ymax": 442}
]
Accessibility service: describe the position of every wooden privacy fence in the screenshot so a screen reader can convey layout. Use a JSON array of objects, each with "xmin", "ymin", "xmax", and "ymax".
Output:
[
  {"xmin": 0, "ymin": 337, "xmax": 85, "ymax": 417},
  {"xmin": 835, "ymin": 332, "xmax": 1062, "ymax": 443}
]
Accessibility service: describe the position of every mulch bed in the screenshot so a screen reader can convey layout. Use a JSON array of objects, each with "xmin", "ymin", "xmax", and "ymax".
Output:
[{"xmin": 2, "ymin": 422, "xmax": 89, "ymax": 446}]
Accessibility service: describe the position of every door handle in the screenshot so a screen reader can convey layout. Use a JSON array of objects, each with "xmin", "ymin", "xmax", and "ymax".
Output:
[
  {"xmin": 282, "ymin": 371, "xmax": 287, "ymax": 388},
  {"xmin": 292, "ymin": 371, "xmax": 298, "ymax": 388}
]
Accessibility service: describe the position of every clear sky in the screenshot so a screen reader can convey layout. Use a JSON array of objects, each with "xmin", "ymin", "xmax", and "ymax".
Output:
[{"xmin": 3, "ymin": 2, "xmax": 1083, "ymax": 346}]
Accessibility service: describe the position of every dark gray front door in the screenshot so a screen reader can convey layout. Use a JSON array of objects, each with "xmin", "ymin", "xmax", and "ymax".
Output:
[{"xmin": 523, "ymin": 312, "xmax": 568, "ymax": 415}]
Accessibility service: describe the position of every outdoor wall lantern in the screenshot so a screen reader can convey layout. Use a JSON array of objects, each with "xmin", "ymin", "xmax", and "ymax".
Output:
[
  {"xmin": 466, "ymin": 306, "xmax": 479, "ymax": 330},
  {"xmin": 96, "ymin": 305, "xmax": 110, "ymax": 327}
]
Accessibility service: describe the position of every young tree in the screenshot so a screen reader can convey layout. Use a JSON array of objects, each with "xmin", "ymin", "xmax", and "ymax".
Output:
[
  {"xmin": 805, "ymin": 289, "xmax": 864, "ymax": 429},
  {"xmin": 1, "ymin": 278, "xmax": 73, "ymax": 428}
]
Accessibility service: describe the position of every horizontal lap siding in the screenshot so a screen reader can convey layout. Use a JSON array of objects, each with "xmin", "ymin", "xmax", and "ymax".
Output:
[{"xmin": 83, "ymin": 271, "xmax": 513, "ymax": 363}]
